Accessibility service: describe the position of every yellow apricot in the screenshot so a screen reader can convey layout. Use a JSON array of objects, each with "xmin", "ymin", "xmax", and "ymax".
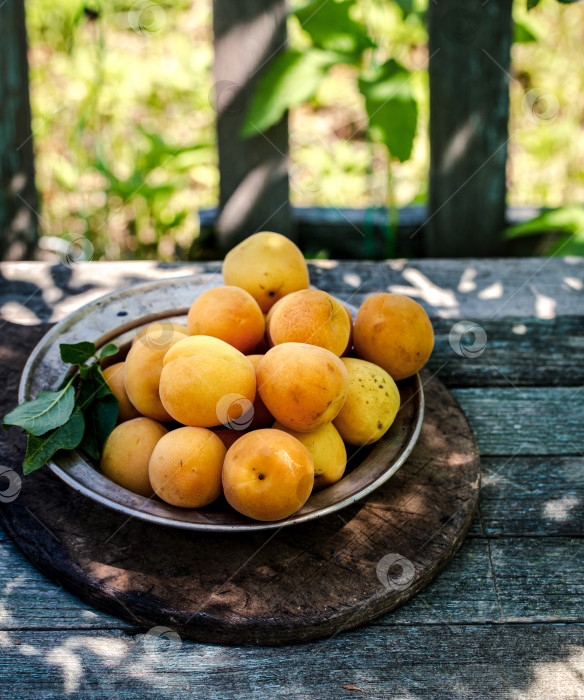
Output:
[
  {"xmin": 187, "ymin": 285, "xmax": 265, "ymax": 354},
  {"xmin": 149, "ymin": 427, "xmax": 226, "ymax": 508},
  {"xmin": 159, "ymin": 335, "xmax": 256, "ymax": 427},
  {"xmin": 100, "ymin": 417, "xmax": 168, "ymax": 497},
  {"xmin": 333, "ymin": 358, "xmax": 401, "ymax": 445},
  {"xmin": 222, "ymin": 232, "xmax": 310, "ymax": 312},
  {"xmin": 273, "ymin": 420, "xmax": 346, "ymax": 490},
  {"xmin": 222, "ymin": 429, "xmax": 314, "ymax": 521},
  {"xmin": 256, "ymin": 343, "xmax": 349, "ymax": 432}
]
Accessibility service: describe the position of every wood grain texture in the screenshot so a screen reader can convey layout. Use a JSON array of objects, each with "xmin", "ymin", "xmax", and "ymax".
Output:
[
  {"xmin": 0, "ymin": 259, "xmax": 581, "ymax": 696},
  {"xmin": 1, "ymin": 258, "xmax": 582, "ymax": 323},
  {"xmin": 427, "ymin": 316, "xmax": 584, "ymax": 387},
  {"xmin": 0, "ymin": 324, "xmax": 480, "ymax": 645},
  {"xmin": 3, "ymin": 532, "xmax": 581, "ymax": 631},
  {"xmin": 427, "ymin": 0, "xmax": 513, "ymax": 256},
  {"xmin": 0, "ymin": 625, "xmax": 583, "ymax": 699},
  {"xmin": 452, "ymin": 388, "xmax": 584, "ymax": 456},
  {"xmin": 0, "ymin": 0, "xmax": 38, "ymax": 259},
  {"xmin": 475, "ymin": 456, "xmax": 584, "ymax": 537},
  {"xmin": 212, "ymin": 0, "xmax": 292, "ymax": 247},
  {"xmin": 198, "ymin": 205, "xmax": 544, "ymax": 258}
]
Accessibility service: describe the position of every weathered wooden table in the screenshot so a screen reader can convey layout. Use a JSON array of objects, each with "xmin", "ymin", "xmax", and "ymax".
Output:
[{"xmin": 0, "ymin": 258, "xmax": 582, "ymax": 698}]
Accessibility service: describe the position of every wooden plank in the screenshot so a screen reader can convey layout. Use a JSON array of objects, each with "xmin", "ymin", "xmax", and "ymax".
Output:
[
  {"xmin": 476, "ymin": 456, "xmax": 584, "ymax": 537},
  {"xmin": 1, "ymin": 258, "xmax": 582, "ymax": 323},
  {"xmin": 212, "ymin": 0, "xmax": 292, "ymax": 249},
  {"xmin": 0, "ymin": 529, "xmax": 494, "ymax": 631},
  {"xmin": 452, "ymin": 388, "xmax": 584, "ymax": 456},
  {"xmin": 2, "ymin": 527, "xmax": 582, "ymax": 630},
  {"xmin": 0, "ymin": 624, "xmax": 583, "ymax": 698},
  {"xmin": 199, "ymin": 205, "xmax": 543, "ymax": 258},
  {"xmin": 426, "ymin": 0, "xmax": 513, "ymax": 256},
  {"xmin": 0, "ymin": 0, "xmax": 38, "ymax": 259},
  {"xmin": 427, "ymin": 317, "xmax": 584, "ymax": 388},
  {"xmin": 0, "ymin": 528, "xmax": 133, "ymax": 632},
  {"xmin": 491, "ymin": 538, "xmax": 584, "ymax": 622}
]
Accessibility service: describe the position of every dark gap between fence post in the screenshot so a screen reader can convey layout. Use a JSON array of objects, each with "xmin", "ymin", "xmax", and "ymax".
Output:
[
  {"xmin": 426, "ymin": 0, "xmax": 513, "ymax": 257},
  {"xmin": 0, "ymin": 0, "xmax": 38, "ymax": 260},
  {"xmin": 212, "ymin": 0, "xmax": 293, "ymax": 251}
]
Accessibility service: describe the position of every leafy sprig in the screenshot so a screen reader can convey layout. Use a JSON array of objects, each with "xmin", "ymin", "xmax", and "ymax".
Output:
[{"xmin": 3, "ymin": 342, "xmax": 119, "ymax": 474}]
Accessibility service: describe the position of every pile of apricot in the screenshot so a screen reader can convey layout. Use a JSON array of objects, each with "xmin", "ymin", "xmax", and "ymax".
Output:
[{"xmin": 100, "ymin": 232, "xmax": 434, "ymax": 522}]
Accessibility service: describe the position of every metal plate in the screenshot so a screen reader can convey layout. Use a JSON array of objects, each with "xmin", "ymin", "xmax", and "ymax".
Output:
[{"xmin": 19, "ymin": 276, "xmax": 424, "ymax": 532}]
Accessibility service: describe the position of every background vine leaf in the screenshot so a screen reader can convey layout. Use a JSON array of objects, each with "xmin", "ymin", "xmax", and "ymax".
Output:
[
  {"xmin": 294, "ymin": 0, "xmax": 374, "ymax": 56},
  {"xmin": 358, "ymin": 60, "xmax": 418, "ymax": 162},
  {"xmin": 242, "ymin": 50, "xmax": 342, "ymax": 136}
]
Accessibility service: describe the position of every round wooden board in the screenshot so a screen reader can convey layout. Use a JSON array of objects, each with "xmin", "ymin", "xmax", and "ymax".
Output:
[{"xmin": 0, "ymin": 323, "xmax": 480, "ymax": 646}]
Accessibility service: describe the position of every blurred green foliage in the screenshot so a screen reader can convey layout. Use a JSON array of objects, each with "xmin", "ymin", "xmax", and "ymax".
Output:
[
  {"xmin": 26, "ymin": 0, "xmax": 584, "ymax": 260},
  {"xmin": 505, "ymin": 205, "xmax": 584, "ymax": 255},
  {"xmin": 244, "ymin": 0, "xmax": 419, "ymax": 164}
]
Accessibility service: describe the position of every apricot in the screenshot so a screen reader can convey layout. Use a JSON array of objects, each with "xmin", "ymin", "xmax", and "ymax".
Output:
[
  {"xmin": 245, "ymin": 355, "xmax": 274, "ymax": 429},
  {"xmin": 273, "ymin": 421, "xmax": 346, "ymax": 490},
  {"xmin": 100, "ymin": 417, "xmax": 168, "ymax": 497},
  {"xmin": 222, "ymin": 429, "xmax": 314, "ymax": 521},
  {"xmin": 267, "ymin": 290, "xmax": 351, "ymax": 357},
  {"xmin": 222, "ymin": 231, "xmax": 310, "ymax": 313},
  {"xmin": 159, "ymin": 335, "xmax": 256, "ymax": 427},
  {"xmin": 132, "ymin": 322, "xmax": 188, "ymax": 346},
  {"xmin": 149, "ymin": 427, "xmax": 226, "ymax": 508},
  {"xmin": 124, "ymin": 327, "xmax": 189, "ymax": 421},
  {"xmin": 187, "ymin": 286, "xmax": 265, "ymax": 354},
  {"xmin": 102, "ymin": 362, "xmax": 141, "ymax": 423},
  {"xmin": 257, "ymin": 343, "xmax": 349, "ymax": 432},
  {"xmin": 353, "ymin": 293, "xmax": 434, "ymax": 380},
  {"xmin": 333, "ymin": 358, "xmax": 401, "ymax": 445},
  {"xmin": 341, "ymin": 304, "xmax": 354, "ymax": 356}
]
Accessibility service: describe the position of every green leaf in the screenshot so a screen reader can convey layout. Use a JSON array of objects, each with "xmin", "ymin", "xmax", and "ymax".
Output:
[
  {"xmin": 359, "ymin": 59, "xmax": 418, "ymax": 162},
  {"xmin": 99, "ymin": 343, "xmax": 119, "ymax": 360},
  {"xmin": 78, "ymin": 365, "xmax": 113, "ymax": 410},
  {"xmin": 242, "ymin": 49, "xmax": 341, "ymax": 136},
  {"xmin": 394, "ymin": 0, "xmax": 414, "ymax": 17},
  {"xmin": 504, "ymin": 206, "xmax": 584, "ymax": 239},
  {"xmin": 514, "ymin": 20, "xmax": 538, "ymax": 42},
  {"xmin": 80, "ymin": 393, "xmax": 118, "ymax": 460},
  {"xmin": 504, "ymin": 205, "xmax": 584, "ymax": 256},
  {"xmin": 527, "ymin": 0, "xmax": 541, "ymax": 9},
  {"xmin": 60, "ymin": 341, "xmax": 96, "ymax": 365},
  {"xmin": 23, "ymin": 408, "xmax": 85, "ymax": 475},
  {"xmin": 3, "ymin": 380, "xmax": 75, "ymax": 436},
  {"xmin": 294, "ymin": 0, "xmax": 374, "ymax": 55}
]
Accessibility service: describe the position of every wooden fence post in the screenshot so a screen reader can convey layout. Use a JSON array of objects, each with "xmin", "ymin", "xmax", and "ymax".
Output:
[
  {"xmin": 425, "ymin": 0, "xmax": 513, "ymax": 257},
  {"xmin": 212, "ymin": 0, "xmax": 293, "ymax": 251},
  {"xmin": 0, "ymin": 0, "xmax": 38, "ymax": 260}
]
